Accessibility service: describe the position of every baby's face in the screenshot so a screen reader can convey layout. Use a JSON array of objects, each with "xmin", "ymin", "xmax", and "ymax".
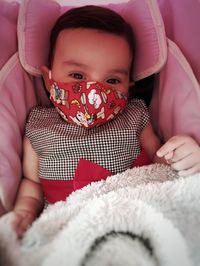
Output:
[{"xmin": 51, "ymin": 28, "xmax": 133, "ymax": 95}]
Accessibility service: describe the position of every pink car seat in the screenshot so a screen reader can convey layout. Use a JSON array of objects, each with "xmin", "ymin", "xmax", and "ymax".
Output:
[
  {"xmin": 151, "ymin": 0, "xmax": 200, "ymax": 142},
  {"xmin": 0, "ymin": 0, "xmax": 199, "ymax": 214},
  {"xmin": 0, "ymin": 0, "xmax": 20, "ymax": 70},
  {"xmin": 158, "ymin": 0, "xmax": 200, "ymax": 84}
]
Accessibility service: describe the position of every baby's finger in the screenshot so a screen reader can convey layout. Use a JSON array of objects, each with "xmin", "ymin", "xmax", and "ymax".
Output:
[
  {"xmin": 16, "ymin": 223, "xmax": 29, "ymax": 237},
  {"xmin": 171, "ymin": 153, "xmax": 200, "ymax": 172},
  {"xmin": 178, "ymin": 164, "xmax": 200, "ymax": 177},
  {"xmin": 157, "ymin": 136, "xmax": 185, "ymax": 157},
  {"xmin": 164, "ymin": 151, "xmax": 174, "ymax": 161},
  {"xmin": 171, "ymin": 141, "xmax": 200, "ymax": 163},
  {"xmin": 16, "ymin": 214, "xmax": 34, "ymax": 237},
  {"xmin": 167, "ymin": 146, "xmax": 191, "ymax": 163}
]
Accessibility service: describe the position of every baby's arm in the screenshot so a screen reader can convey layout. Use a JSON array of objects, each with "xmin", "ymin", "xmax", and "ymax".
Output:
[
  {"xmin": 139, "ymin": 122, "xmax": 165, "ymax": 163},
  {"xmin": 1, "ymin": 137, "xmax": 43, "ymax": 237},
  {"xmin": 157, "ymin": 134, "xmax": 200, "ymax": 176}
]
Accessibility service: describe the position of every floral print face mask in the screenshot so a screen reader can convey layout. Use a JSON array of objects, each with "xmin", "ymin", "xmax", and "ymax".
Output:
[{"xmin": 49, "ymin": 79, "xmax": 128, "ymax": 128}]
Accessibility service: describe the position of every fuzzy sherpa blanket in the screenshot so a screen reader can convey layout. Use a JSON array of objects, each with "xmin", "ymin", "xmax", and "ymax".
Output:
[{"xmin": 0, "ymin": 164, "xmax": 200, "ymax": 266}]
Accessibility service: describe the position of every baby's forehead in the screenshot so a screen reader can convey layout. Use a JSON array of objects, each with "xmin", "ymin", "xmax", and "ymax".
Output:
[
  {"xmin": 56, "ymin": 27, "xmax": 128, "ymax": 44},
  {"xmin": 54, "ymin": 28, "xmax": 132, "ymax": 61}
]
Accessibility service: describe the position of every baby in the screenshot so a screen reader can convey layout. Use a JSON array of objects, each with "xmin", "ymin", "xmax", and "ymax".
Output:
[{"xmin": 1, "ymin": 5, "xmax": 200, "ymax": 237}]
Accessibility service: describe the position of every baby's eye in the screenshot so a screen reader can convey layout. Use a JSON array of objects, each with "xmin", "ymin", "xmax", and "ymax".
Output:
[
  {"xmin": 106, "ymin": 78, "xmax": 121, "ymax": 85},
  {"xmin": 69, "ymin": 73, "xmax": 84, "ymax": 80}
]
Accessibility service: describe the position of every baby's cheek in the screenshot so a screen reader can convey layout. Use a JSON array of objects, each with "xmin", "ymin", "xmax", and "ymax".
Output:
[{"xmin": 116, "ymin": 84, "xmax": 129, "ymax": 95}]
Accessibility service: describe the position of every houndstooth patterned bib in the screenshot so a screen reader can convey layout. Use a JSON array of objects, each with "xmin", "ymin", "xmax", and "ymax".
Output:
[{"xmin": 25, "ymin": 99, "xmax": 150, "ymax": 181}]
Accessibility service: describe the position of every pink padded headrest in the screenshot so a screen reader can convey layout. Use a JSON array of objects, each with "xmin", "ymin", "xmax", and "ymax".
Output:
[
  {"xmin": 0, "ymin": 0, "xmax": 19, "ymax": 69},
  {"xmin": 18, "ymin": 0, "xmax": 167, "ymax": 80}
]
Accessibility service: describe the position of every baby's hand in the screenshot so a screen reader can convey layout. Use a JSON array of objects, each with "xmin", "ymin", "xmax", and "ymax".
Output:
[
  {"xmin": 0, "ymin": 210, "xmax": 35, "ymax": 237},
  {"xmin": 157, "ymin": 134, "xmax": 200, "ymax": 176}
]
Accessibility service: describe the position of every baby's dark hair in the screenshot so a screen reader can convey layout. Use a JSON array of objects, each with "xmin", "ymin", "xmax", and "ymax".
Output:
[{"xmin": 48, "ymin": 5, "xmax": 135, "ymax": 77}]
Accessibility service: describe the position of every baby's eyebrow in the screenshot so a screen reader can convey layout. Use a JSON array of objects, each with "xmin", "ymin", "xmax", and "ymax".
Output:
[
  {"xmin": 62, "ymin": 60, "xmax": 89, "ymax": 68},
  {"xmin": 109, "ymin": 68, "xmax": 129, "ymax": 76}
]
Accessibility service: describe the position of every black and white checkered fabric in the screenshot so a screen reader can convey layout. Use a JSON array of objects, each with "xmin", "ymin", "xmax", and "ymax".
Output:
[{"xmin": 25, "ymin": 99, "xmax": 150, "ymax": 180}]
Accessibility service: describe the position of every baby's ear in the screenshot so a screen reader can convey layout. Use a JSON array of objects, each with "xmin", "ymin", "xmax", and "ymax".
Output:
[{"xmin": 41, "ymin": 65, "xmax": 51, "ymax": 92}]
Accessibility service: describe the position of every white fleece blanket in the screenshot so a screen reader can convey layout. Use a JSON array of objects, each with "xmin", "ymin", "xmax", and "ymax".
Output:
[{"xmin": 0, "ymin": 164, "xmax": 200, "ymax": 266}]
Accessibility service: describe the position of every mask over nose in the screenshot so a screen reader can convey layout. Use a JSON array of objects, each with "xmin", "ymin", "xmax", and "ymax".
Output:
[{"xmin": 49, "ymin": 77, "xmax": 128, "ymax": 128}]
